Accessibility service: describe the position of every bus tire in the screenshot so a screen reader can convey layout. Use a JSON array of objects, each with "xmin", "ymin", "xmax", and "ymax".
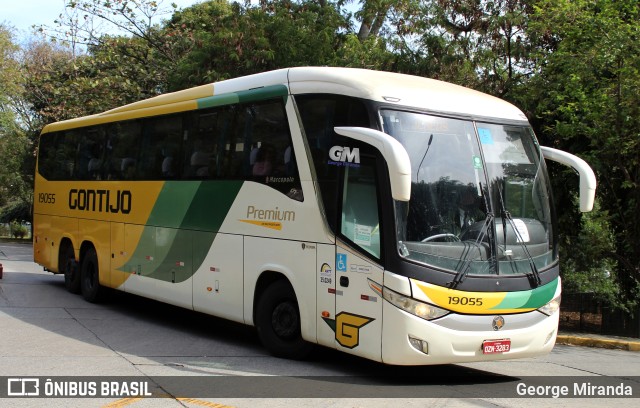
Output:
[
  {"xmin": 61, "ymin": 244, "xmax": 80, "ymax": 294},
  {"xmin": 255, "ymin": 280, "xmax": 312, "ymax": 359},
  {"xmin": 80, "ymin": 248, "xmax": 104, "ymax": 303}
]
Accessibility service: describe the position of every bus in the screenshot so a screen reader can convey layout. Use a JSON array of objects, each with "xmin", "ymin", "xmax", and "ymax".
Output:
[{"xmin": 33, "ymin": 67, "xmax": 596, "ymax": 365}]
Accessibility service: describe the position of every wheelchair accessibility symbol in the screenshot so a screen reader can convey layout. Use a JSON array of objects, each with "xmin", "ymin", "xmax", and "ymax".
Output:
[{"xmin": 336, "ymin": 253, "xmax": 347, "ymax": 272}]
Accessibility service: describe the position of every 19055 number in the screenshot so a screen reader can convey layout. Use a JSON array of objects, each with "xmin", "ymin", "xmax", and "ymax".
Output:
[
  {"xmin": 448, "ymin": 296, "xmax": 483, "ymax": 306},
  {"xmin": 38, "ymin": 193, "xmax": 56, "ymax": 204}
]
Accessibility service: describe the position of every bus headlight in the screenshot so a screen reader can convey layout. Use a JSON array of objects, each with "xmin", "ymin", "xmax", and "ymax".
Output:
[
  {"xmin": 537, "ymin": 294, "xmax": 561, "ymax": 316},
  {"xmin": 383, "ymin": 287, "xmax": 449, "ymax": 320}
]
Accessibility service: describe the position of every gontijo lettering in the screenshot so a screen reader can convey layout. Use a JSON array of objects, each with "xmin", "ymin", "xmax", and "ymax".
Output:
[{"xmin": 68, "ymin": 189, "xmax": 132, "ymax": 214}]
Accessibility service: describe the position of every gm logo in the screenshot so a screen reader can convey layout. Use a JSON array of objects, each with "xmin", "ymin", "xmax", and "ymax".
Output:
[{"xmin": 329, "ymin": 146, "xmax": 360, "ymax": 165}]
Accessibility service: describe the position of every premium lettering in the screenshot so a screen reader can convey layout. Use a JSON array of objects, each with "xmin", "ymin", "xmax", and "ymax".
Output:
[
  {"xmin": 68, "ymin": 189, "xmax": 131, "ymax": 214},
  {"xmin": 246, "ymin": 205, "xmax": 295, "ymax": 222}
]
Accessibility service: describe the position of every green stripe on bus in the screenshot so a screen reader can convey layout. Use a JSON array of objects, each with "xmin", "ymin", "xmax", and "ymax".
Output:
[
  {"xmin": 197, "ymin": 93, "xmax": 239, "ymax": 109},
  {"xmin": 521, "ymin": 277, "xmax": 558, "ymax": 309},
  {"xmin": 146, "ymin": 181, "xmax": 201, "ymax": 228},
  {"xmin": 237, "ymin": 84, "xmax": 288, "ymax": 103},
  {"xmin": 196, "ymin": 84, "xmax": 288, "ymax": 110},
  {"xmin": 152, "ymin": 181, "xmax": 243, "ymax": 282},
  {"xmin": 180, "ymin": 180, "xmax": 243, "ymax": 231},
  {"xmin": 490, "ymin": 289, "xmax": 531, "ymax": 310},
  {"xmin": 123, "ymin": 180, "xmax": 243, "ymax": 283},
  {"xmin": 491, "ymin": 277, "xmax": 558, "ymax": 310}
]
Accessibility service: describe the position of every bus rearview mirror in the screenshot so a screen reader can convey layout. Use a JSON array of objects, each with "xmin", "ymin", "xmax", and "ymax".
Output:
[{"xmin": 334, "ymin": 127, "xmax": 412, "ymax": 202}]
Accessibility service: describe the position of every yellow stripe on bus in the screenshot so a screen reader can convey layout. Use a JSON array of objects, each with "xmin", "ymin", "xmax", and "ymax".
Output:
[{"xmin": 413, "ymin": 280, "xmax": 536, "ymax": 314}]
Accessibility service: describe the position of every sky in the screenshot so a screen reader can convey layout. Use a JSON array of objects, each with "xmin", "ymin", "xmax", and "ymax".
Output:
[{"xmin": 1, "ymin": 0, "xmax": 204, "ymax": 41}]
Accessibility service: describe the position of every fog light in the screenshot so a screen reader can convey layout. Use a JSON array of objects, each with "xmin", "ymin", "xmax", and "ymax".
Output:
[
  {"xmin": 408, "ymin": 335, "xmax": 429, "ymax": 354},
  {"xmin": 544, "ymin": 330, "xmax": 556, "ymax": 345}
]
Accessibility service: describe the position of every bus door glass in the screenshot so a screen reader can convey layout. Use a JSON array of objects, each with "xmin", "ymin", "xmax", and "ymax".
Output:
[
  {"xmin": 334, "ymin": 146, "xmax": 384, "ymax": 361},
  {"xmin": 295, "ymin": 94, "xmax": 383, "ymax": 357}
]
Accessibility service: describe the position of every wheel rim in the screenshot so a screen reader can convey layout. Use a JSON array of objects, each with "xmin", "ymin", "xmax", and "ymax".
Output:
[{"xmin": 271, "ymin": 301, "xmax": 298, "ymax": 339}]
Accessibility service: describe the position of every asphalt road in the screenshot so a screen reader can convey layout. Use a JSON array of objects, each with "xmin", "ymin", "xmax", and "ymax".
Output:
[{"xmin": 0, "ymin": 241, "xmax": 638, "ymax": 408}]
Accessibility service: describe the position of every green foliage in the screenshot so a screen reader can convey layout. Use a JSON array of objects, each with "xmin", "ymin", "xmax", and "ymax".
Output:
[
  {"xmin": 0, "ymin": 25, "xmax": 21, "ymax": 101},
  {"xmin": 406, "ymin": 0, "xmax": 534, "ymax": 97},
  {"xmin": 9, "ymin": 220, "xmax": 28, "ymax": 239},
  {"xmin": 0, "ymin": 25, "xmax": 22, "ymax": 138},
  {"xmin": 558, "ymin": 197, "xmax": 634, "ymax": 311},
  {"xmin": 0, "ymin": 25, "xmax": 34, "ymax": 223},
  {"xmin": 165, "ymin": 0, "xmax": 352, "ymax": 89},
  {"xmin": 525, "ymin": 0, "xmax": 640, "ymax": 308}
]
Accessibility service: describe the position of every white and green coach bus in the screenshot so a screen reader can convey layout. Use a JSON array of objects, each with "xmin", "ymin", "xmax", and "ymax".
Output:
[{"xmin": 33, "ymin": 67, "xmax": 596, "ymax": 365}]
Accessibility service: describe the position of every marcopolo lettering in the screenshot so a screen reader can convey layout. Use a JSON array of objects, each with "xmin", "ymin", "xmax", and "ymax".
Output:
[{"xmin": 68, "ymin": 189, "xmax": 132, "ymax": 214}]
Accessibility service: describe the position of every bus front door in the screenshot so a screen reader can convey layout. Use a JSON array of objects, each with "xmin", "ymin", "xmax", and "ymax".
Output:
[
  {"xmin": 331, "ymin": 153, "xmax": 384, "ymax": 361},
  {"xmin": 333, "ymin": 243, "xmax": 383, "ymax": 362}
]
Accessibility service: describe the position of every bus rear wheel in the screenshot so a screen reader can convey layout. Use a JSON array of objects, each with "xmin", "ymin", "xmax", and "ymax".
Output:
[
  {"xmin": 255, "ymin": 280, "xmax": 312, "ymax": 359},
  {"xmin": 80, "ymin": 248, "xmax": 104, "ymax": 303},
  {"xmin": 61, "ymin": 244, "xmax": 80, "ymax": 294}
]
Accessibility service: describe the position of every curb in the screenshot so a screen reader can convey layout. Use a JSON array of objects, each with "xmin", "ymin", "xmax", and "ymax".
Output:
[{"xmin": 556, "ymin": 335, "xmax": 640, "ymax": 352}]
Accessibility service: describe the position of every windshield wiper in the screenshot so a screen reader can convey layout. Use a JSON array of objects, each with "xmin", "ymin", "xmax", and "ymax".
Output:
[
  {"xmin": 496, "ymin": 184, "xmax": 542, "ymax": 287},
  {"xmin": 448, "ymin": 212, "xmax": 493, "ymax": 289},
  {"xmin": 448, "ymin": 184, "xmax": 496, "ymax": 289}
]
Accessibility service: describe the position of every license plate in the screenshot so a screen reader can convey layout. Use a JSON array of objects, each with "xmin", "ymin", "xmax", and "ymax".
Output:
[{"xmin": 482, "ymin": 339, "xmax": 511, "ymax": 354}]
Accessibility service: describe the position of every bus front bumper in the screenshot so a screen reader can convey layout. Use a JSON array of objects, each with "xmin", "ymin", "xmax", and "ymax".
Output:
[{"xmin": 381, "ymin": 300, "xmax": 559, "ymax": 365}]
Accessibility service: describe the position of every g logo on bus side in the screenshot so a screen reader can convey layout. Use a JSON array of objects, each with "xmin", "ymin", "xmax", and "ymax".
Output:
[{"xmin": 323, "ymin": 312, "xmax": 374, "ymax": 349}]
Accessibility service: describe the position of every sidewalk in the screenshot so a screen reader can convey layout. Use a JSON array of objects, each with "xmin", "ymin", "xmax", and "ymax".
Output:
[{"xmin": 557, "ymin": 331, "xmax": 640, "ymax": 351}]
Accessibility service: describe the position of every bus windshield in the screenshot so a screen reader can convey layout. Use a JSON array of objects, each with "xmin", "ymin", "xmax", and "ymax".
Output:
[{"xmin": 380, "ymin": 109, "xmax": 557, "ymax": 279}]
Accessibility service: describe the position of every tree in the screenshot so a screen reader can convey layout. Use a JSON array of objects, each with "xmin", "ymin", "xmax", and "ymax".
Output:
[
  {"xmin": 42, "ymin": 0, "xmax": 180, "ymax": 57},
  {"xmin": 165, "ymin": 0, "xmax": 353, "ymax": 89},
  {"xmin": 526, "ymin": 0, "xmax": 640, "ymax": 310},
  {"xmin": 401, "ymin": 0, "xmax": 534, "ymax": 97},
  {"xmin": 38, "ymin": 0, "xmax": 191, "ymax": 97},
  {"xmin": 558, "ymin": 196, "xmax": 621, "ymax": 307},
  {"xmin": 0, "ymin": 25, "xmax": 34, "ymax": 223}
]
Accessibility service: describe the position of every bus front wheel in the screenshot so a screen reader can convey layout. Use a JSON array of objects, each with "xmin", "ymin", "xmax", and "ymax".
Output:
[
  {"xmin": 80, "ymin": 248, "xmax": 104, "ymax": 303},
  {"xmin": 255, "ymin": 280, "xmax": 312, "ymax": 359}
]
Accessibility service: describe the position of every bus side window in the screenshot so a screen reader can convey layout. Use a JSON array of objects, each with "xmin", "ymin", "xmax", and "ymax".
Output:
[
  {"xmin": 296, "ymin": 94, "xmax": 372, "ymax": 231},
  {"xmin": 242, "ymin": 100, "xmax": 303, "ymax": 201},
  {"xmin": 74, "ymin": 127, "xmax": 106, "ymax": 180},
  {"xmin": 188, "ymin": 108, "xmax": 231, "ymax": 179},
  {"xmin": 87, "ymin": 127, "xmax": 107, "ymax": 180},
  {"xmin": 37, "ymin": 133, "xmax": 59, "ymax": 180},
  {"xmin": 38, "ymin": 132, "xmax": 74, "ymax": 180},
  {"xmin": 105, "ymin": 121, "xmax": 142, "ymax": 180},
  {"xmin": 139, "ymin": 114, "xmax": 182, "ymax": 180}
]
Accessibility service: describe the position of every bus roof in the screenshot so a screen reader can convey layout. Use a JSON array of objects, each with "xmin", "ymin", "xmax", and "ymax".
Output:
[
  {"xmin": 41, "ymin": 67, "xmax": 528, "ymax": 133},
  {"xmin": 286, "ymin": 67, "xmax": 528, "ymax": 122}
]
